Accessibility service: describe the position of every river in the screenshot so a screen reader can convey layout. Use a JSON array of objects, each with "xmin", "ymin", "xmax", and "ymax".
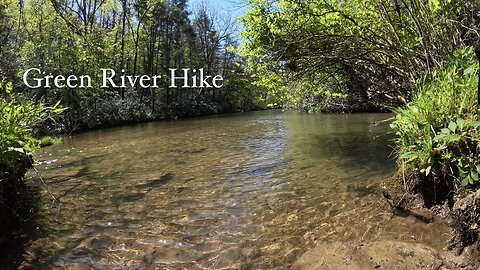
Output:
[{"xmin": 20, "ymin": 110, "xmax": 451, "ymax": 269}]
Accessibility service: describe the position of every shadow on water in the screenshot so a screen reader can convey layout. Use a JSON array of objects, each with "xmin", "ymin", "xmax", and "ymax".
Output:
[
  {"xmin": 111, "ymin": 192, "xmax": 145, "ymax": 203},
  {"xmin": 393, "ymin": 208, "xmax": 435, "ymax": 224},
  {"xmin": 0, "ymin": 181, "xmax": 46, "ymax": 270},
  {"xmin": 314, "ymin": 132, "xmax": 395, "ymax": 174},
  {"xmin": 134, "ymin": 173, "xmax": 174, "ymax": 190},
  {"xmin": 285, "ymin": 112, "xmax": 396, "ymax": 176},
  {"xmin": 110, "ymin": 173, "xmax": 176, "ymax": 204},
  {"xmin": 347, "ymin": 183, "xmax": 379, "ymax": 198},
  {"xmin": 52, "ymin": 154, "xmax": 108, "ymax": 170}
]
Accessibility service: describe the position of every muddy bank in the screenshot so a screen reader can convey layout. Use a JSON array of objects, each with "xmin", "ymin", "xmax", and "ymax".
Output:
[
  {"xmin": 449, "ymin": 189, "xmax": 480, "ymax": 269},
  {"xmin": 292, "ymin": 187, "xmax": 480, "ymax": 269},
  {"xmin": 368, "ymin": 169, "xmax": 480, "ymax": 270}
]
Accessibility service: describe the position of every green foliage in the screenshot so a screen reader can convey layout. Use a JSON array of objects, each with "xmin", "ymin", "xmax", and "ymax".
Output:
[
  {"xmin": 0, "ymin": 1, "xmax": 16, "ymax": 82},
  {"xmin": 432, "ymin": 118, "xmax": 480, "ymax": 187},
  {"xmin": 241, "ymin": 0, "xmax": 480, "ymax": 112},
  {"xmin": 38, "ymin": 136, "xmax": 62, "ymax": 147},
  {"xmin": 391, "ymin": 47, "xmax": 480, "ymax": 189},
  {"xmin": 0, "ymin": 0, "xmax": 260, "ymax": 132},
  {"xmin": 0, "ymin": 81, "xmax": 64, "ymax": 180}
]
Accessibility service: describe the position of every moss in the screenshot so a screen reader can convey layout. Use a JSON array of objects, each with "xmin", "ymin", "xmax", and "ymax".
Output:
[{"xmin": 38, "ymin": 136, "xmax": 61, "ymax": 148}]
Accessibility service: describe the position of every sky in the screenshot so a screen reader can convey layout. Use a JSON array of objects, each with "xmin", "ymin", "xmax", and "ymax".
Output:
[
  {"xmin": 186, "ymin": 0, "xmax": 250, "ymax": 42},
  {"xmin": 187, "ymin": 0, "xmax": 249, "ymax": 26}
]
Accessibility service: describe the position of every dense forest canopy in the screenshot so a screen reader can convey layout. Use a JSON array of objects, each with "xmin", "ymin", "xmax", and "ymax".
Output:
[
  {"xmin": 4, "ymin": 0, "xmax": 478, "ymax": 125},
  {"xmin": 0, "ymin": 0, "xmax": 263, "ymax": 132},
  {"xmin": 240, "ymin": 0, "xmax": 480, "ymax": 112}
]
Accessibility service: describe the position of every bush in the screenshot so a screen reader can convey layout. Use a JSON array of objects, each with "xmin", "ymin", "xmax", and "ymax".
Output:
[
  {"xmin": 0, "ymin": 81, "xmax": 63, "ymax": 242},
  {"xmin": 391, "ymin": 47, "xmax": 480, "ymax": 206},
  {"xmin": 1, "ymin": 81, "xmax": 63, "ymax": 233},
  {"xmin": 1, "ymin": 82, "xmax": 64, "ymax": 179}
]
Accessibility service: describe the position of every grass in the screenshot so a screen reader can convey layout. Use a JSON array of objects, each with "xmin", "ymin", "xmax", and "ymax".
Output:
[
  {"xmin": 391, "ymin": 47, "xmax": 480, "ymax": 201},
  {"xmin": 38, "ymin": 136, "xmax": 62, "ymax": 148}
]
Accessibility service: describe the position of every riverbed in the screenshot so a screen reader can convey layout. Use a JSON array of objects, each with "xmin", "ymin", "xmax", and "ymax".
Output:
[{"xmin": 20, "ymin": 110, "xmax": 451, "ymax": 269}]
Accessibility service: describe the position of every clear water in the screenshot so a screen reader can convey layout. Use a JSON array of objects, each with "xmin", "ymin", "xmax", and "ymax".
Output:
[{"xmin": 22, "ymin": 110, "xmax": 451, "ymax": 269}]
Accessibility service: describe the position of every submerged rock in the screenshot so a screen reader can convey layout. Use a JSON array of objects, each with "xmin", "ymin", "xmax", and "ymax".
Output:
[{"xmin": 292, "ymin": 241, "xmax": 448, "ymax": 270}]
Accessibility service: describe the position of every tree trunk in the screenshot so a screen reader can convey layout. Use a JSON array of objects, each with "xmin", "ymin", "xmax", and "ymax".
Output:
[{"xmin": 120, "ymin": 0, "xmax": 127, "ymax": 100}]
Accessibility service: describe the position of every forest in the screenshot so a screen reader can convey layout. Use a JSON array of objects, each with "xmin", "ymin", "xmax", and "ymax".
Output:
[
  {"xmin": 240, "ymin": 0, "xmax": 480, "ymax": 112},
  {"xmin": 1, "ymin": 0, "xmax": 263, "ymax": 133},
  {"xmin": 1, "ymin": 0, "xmax": 480, "ymax": 268}
]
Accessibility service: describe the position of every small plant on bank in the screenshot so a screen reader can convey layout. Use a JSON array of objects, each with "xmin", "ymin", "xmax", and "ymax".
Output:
[
  {"xmin": 0, "ymin": 81, "xmax": 64, "ymax": 181},
  {"xmin": 433, "ymin": 118, "xmax": 480, "ymax": 187},
  {"xmin": 391, "ymin": 47, "xmax": 479, "ymax": 204}
]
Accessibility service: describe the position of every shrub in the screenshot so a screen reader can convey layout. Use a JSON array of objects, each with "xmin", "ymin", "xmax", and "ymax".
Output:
[
  {"xmin": 0, "ymin": 81, "xmax": 64, "ymax": 182},
  {"xmin": 391, "ymin": 47, "xmax": 480, "ymax": 205}
]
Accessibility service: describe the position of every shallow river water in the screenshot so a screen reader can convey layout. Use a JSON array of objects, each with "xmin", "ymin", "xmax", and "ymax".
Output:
[{"xmin": 22, "ymin": 110, "xmax": 451, "ymax": 269}]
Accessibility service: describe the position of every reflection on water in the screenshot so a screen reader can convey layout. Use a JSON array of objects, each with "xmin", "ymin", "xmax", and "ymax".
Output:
[{"xmin": 21, "ymin": 110, "xmax": 450, "ymax": 269}]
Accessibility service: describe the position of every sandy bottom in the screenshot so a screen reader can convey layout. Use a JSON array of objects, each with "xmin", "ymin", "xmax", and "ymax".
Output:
[{"xmin": 292, "ymin": 240, "xmax": 474, "ymax": 270}]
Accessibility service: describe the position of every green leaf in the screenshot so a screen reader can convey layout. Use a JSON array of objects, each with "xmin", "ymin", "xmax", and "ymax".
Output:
[
  {"xmin": 461, "ymin": 176, "xmax": 470, "ymax": 187},
  {"xmin": 471, "ymin": 171, "xmax": 479, "ymax": 181},
  {"xmin": 448, "ymin": 134, "xmax": 462, "ymax": 141},
  {"xmin": 440, "ymin": 128, "xmax": 450, "ymax": 135},
  {"xmin": 433, "ymin": 134, "xmax": 445, "ymax": 141},
  {"xmin": 399, "ymin": 151, "xmax": 423, "ymax": 163},
  {"xmin": 400, "ymin": 151, "xmax": 416, "ymax": 159},
  {"xmin": 448, "ymin": 121, "xmax": 457, "ymax": 132},
  {"xmin": 456, "ymin": 118, "xmax": 465, "ymax": 129},
  {"xmin": 435, "ymin": 133, "xmax": 461, "ymax": 142}
]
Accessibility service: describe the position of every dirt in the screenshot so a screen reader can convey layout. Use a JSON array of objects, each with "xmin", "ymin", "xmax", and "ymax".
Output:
[
  {"xmin": 292, "ymin": 241, "xmax": 453, "ymax": 270},
  {"xmin": 449, "ymin": 189, "xmax": 480, "ymax": 269},
  {"xmin": 292, "ymin": 181, "xmax": 480, "ymax": 270}
]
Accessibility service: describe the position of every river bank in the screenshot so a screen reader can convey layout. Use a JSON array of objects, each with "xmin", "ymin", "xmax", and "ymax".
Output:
[{"xmin": 292, "ymin": 193, "xmax": 480, "ymax": 270}]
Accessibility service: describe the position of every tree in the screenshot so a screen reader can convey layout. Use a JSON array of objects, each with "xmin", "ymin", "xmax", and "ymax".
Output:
[
  {"xmin": 0, "ymin": 1, "xmax": 17, "ymax": 83},
  {"xmin": 240, "ymin": 0, "xmax": 480, "ymax": 111},
  {"xmin": 1, "ymin": 0, "xmax": 263, "ymax": 131}
]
